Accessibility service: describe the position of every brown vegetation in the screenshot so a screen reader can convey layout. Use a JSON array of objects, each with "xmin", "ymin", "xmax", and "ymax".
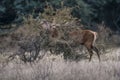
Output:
[{"xmin": 0, "ymin": 7, "xmax": 119, "ymax": 63}]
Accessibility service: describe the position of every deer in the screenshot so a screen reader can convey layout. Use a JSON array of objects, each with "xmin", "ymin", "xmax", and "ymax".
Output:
[
  {"xmin": 69, "ymin": 29, "xmax": 100, "ymax": 61},
  {"xmin": 40, "ymin": 19, "xmax": 100, "ymax": 61}
]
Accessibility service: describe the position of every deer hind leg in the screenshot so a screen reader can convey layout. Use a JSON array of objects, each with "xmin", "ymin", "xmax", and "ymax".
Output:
[
  {"xmin": 87, "ymin": 48, "xmax": 94, "ymax": 62},
  {"xmin": 85, "ymin": 44, "xmax": 94, "ymax": 61},
  {"xmin": 92, "ymin": 46, "xmax": 101, "ymax": 61}
]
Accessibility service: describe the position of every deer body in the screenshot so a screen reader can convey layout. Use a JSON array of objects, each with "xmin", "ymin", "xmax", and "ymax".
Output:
[
  {"xmin": 69, "ymin": 29, "xmax": 100, "ymax": 61},
  {"xmin": 69, "ymin": 30, "xmax": 96, "ymax": 45},
  {"xmin": 40, "ymin": 19, "xmax": 100, "ymax": 61}
]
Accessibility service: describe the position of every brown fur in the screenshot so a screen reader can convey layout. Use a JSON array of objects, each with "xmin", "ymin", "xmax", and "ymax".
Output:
[
  {"xmin": 69, "ymin": 29, "xmax": 100, "ymax": 61},
  {"xmin": 49, "ymin": 27, "xmax": 100, "ymax": 61}
]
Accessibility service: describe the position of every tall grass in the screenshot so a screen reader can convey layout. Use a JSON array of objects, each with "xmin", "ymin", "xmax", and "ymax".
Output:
[{"xmin": 0, "ymin": 48, "xmax": 120, "ymax": 80}]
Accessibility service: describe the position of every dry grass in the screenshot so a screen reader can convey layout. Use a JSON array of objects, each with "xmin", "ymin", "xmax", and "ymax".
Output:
[{"xmin": 0, "ymin": 48, "xmax": 120, "ymax": 80}]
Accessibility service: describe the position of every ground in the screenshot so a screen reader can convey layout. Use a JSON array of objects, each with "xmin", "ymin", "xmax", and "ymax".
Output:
[{"xmin": 0, "ymin": 48, "xmax": 120, "ymax": 80}]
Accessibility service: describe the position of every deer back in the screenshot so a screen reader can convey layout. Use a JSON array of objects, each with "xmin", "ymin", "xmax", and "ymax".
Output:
[{"xmin": 69, "ymin": 29, "xmax": 97, "ymax": 45}]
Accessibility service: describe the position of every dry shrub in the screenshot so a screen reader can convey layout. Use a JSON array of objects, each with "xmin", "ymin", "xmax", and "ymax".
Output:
[
  {"xmin": 4, "ymin": 7, "xmax": 85, "ymax": 62},
  {"xmin": 95, "ymin": 23, "xmax": 120, "ymax": 55},
  {"xmin": 40, "ymin": 7, "xmax": 86, "ymax": 60},
  {"xmin": 97, "ymin": 23, "xmax": 120, "ymax": 47},
  {"xmin": 0, "ymin": 6, "xmax": 119, "ymax": 63},
  {"xmin": 97, "ymin": 23, "xmax": 112, "ymax": 44},
  {"xmin": 0, "ymin": 14, "xmax": 50, "ymax": 63},
  {"xmin": 0, "ymin": 8, "xmax": 99, "ymax": 62}
]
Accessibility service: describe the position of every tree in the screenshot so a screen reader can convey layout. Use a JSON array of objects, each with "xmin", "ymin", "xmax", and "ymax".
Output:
[{"xmin": 84, "ymin": 0, "xmax": 120, "ymax": 31}]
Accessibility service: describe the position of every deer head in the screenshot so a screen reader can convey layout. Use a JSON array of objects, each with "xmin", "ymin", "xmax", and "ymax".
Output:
[{"xmin": 40, "ymin": 19, "xmax": 61, "ymax": 39}]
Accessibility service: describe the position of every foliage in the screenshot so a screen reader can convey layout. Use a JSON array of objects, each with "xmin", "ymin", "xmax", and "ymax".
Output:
[
  {"xmin": 84, "ymin": 0, "xmax": 120, "ymax": 30},
  {"xmin": 0, "ymin": 0, "xmax": 120, "ymax": 31},
  {"xmin": 71, "ymin": 0, "xmax": 93, "ymax": 25}
]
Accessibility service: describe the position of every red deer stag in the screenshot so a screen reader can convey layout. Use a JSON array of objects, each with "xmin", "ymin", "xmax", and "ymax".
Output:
[
  {"xmin": 40, "ymin": 19, "xmax": 100, "ymax": 61},
  {"xmin": 69, "ymin": 29, "xmax": 100, "ymax": 61}
]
